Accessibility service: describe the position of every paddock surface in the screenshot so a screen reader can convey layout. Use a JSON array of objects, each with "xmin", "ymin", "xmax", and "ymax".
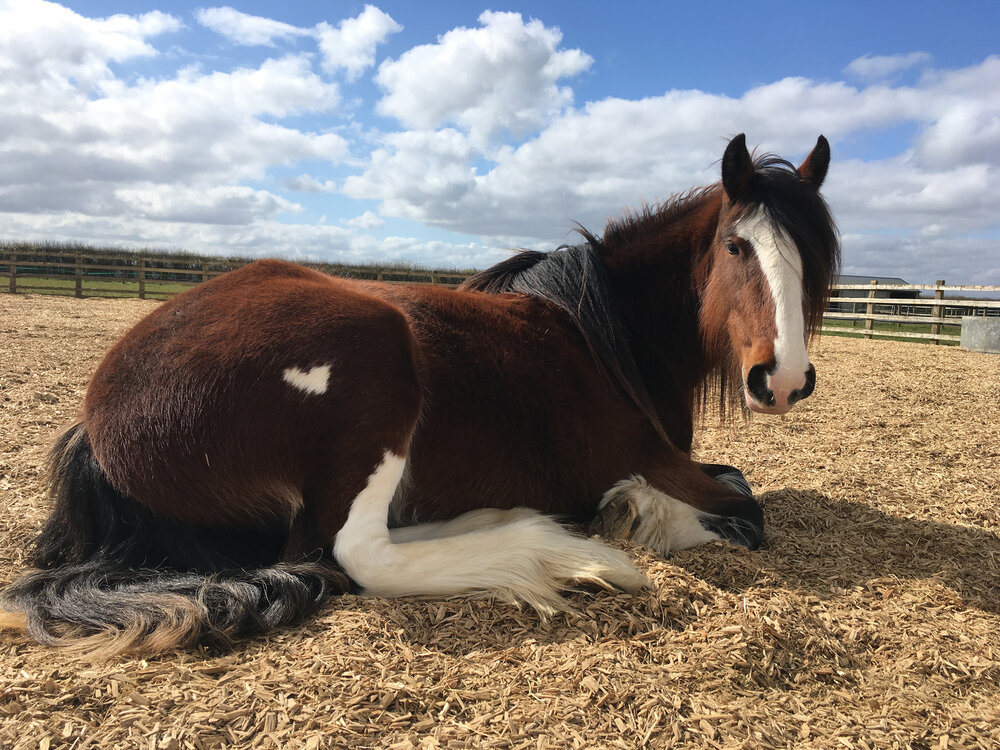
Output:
[{"xmin": 1, "ymin": 292, "xmax": 998, "ymax": 750}]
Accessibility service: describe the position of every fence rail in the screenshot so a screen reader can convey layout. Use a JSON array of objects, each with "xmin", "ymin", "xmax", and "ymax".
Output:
[
  {"xmin": 0, "ymin": 249, "xmax": 467, "ymax": 299},
  {"xmin": 823, "ymin": 279, "xmax": 999, "ymax": 344},
  {"xmin": 3, "ymin": 250, "xmax": 999, "ymax": 345}
]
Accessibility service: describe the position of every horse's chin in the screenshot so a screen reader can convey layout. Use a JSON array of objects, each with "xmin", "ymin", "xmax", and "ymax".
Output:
[{"xmin": 744, "ymin": 393, "xmax": 793, "ymax": 416}]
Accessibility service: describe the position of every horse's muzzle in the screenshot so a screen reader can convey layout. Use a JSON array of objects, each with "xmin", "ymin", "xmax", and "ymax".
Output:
[{"xmin": 745, "ymin": 363, "xmax": 816, "ymax": 414}]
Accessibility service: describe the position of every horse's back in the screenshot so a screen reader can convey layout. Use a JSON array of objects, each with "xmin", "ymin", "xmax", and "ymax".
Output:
[{"xmin": 84, "ymin": 260, "xmax": 421, "ymax": 526}]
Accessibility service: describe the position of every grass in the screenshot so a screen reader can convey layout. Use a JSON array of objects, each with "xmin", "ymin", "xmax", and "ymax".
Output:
[
  {"xmin": 5, "ymin": 276, "xmax": 194, "ymax": 298},
  {"xmin": 1, "ymin": 239, "xmax": 477, "ymax": 299}
]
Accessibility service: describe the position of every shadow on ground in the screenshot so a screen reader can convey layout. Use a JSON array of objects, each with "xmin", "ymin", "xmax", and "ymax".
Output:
[
  {"xmin": 676, "ymin": 488, "xmax": 1000, "ymax": 614},
  {"xmin": 320, "ymin": 489, "xmax": 1000, "ymax": 659}
]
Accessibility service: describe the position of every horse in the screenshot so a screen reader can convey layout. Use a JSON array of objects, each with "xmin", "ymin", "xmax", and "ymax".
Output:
[{"xmin": 0, "ymin": 134, "xmax": 839, "ymax": 657}]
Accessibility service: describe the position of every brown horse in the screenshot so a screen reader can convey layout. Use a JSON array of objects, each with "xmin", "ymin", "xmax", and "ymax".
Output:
[{"xmin": 1, "ymin": 134, "xmax": 838, "ymax": 657}]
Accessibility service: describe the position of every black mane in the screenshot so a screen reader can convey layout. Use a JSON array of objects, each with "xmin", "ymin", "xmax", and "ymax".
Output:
[{"xmin": 460, "ymin": 244, "xmax": 669, "ymax": 441}]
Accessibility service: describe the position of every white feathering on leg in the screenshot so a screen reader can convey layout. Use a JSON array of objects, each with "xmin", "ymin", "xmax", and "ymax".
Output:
[
  {"xmin": 334, "ymin": 452, "xmax": 650, "ymax": 615},
  {"xmin": 599, "ymin": 476, "xmax": 721, "ymax": 555}
]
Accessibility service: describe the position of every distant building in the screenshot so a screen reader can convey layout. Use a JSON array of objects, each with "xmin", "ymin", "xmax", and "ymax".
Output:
[
  {"xmin": 830, "ymin": 274, "xmax": 922, "ymax": 314},
  {"xmin": 832, "ymin": 275, "xmax": 1000, "ymax": 320}
]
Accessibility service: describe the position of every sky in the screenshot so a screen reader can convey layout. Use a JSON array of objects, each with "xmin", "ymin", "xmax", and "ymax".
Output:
[{"xmin": 1, "ymin": 1, "xmax": 999, "ymax": 283}]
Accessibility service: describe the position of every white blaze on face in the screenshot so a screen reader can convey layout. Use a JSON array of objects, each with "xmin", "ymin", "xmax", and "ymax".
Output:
[{"xmin": 734, "ymin": 209, "xmax": 810, "ymax": 405}]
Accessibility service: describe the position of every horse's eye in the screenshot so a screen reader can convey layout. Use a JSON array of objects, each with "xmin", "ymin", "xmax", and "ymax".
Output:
[{"xmin": 725, "ymin": 241, "xmax": 740, "ymax": 256}]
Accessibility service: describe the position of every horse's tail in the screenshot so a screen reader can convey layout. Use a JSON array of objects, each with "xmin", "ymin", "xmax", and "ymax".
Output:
[
  {"xmin": 0, "ymin": 423, "xmax": 353, "ymax": 659},
  {"xmin": 0, "ymin": 561, "xmax": 350, "ymax": 659}
]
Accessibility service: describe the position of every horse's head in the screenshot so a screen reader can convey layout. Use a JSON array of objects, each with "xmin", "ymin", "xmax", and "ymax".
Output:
[{"xmin": 702, "ymin": 134, "xmax": 838, "ymax": 415}]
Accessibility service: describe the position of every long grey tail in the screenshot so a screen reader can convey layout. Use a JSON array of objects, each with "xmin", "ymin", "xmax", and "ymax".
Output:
[
  {"xmin": 0, "ymin": 423, "xmax": 353, "ymax": 658},
  {"xmin": 1, "ymin": 560, "xmax": 349, "ymax": 658}
]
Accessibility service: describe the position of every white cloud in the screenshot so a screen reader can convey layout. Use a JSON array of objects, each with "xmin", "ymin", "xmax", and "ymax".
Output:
[
  {"xmin": 316, "ymin": 5, "xmax": 402, "ymax": 80},
  {"xmin": 343, "ymin": 211, "xmax": 384, "ymax": 229},
  {"xmin": 195, "ymin": 6, "xmax": 309, "ymax": 47},
  {"xmin": 0, "ymin": 0, "xmax": 181, "ymax": 94},
  {"xmin": 914, "ymin": 63, "xmax": 1000, "ymax": 169},
  {"xmin": 342, "ymin": 129, "xmax": 477, "ymax": 220},
  {"xmin": 0, "ymin": 6, "xmax": 347, "ymax": 220},
  {"xmin": 1, "ymin": 4, "xmax": 998, "ymax": 283},
  {"xmin": 1, "ymin": 209, "xmax": 503, "ymax": 270},
  {"xmin": 115, "ymin": 184, "xmax": 302, "ymax": 224},
  {"xmin": 825, "ymin": 157, "xmax": 997, "ymax": 237},
  {"xmin": 844, "ymin": 52, "xmax": 932, "ymax": 81},
  {"xmin": 195, "ymin": 5, "xmax": 400, "ymax": 80},
  {"xmin": 838, "ymin": 232, "xmax": 999, "ymax": 285},
  {"xmin": 283, "ymin": 175, "xmax": 338, "ymax": 193},
  {"xmin": 375, "ymin": 11, "xmax": 591, "ymax": 146},
  {"xmin": 345, "ymin": 56, "xmax": 1000, "ymax": 263}
]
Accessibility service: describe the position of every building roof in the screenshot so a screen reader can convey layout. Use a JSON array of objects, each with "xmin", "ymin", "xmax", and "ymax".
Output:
[{"xmin": 835, "ymin": 274, "xmax": 910, "ymax": 285}]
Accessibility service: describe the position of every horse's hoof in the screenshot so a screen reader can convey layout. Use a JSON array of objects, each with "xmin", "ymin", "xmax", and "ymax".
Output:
[
  {"xmin": 588, "ymin": 493, "xmax": 640, "ymax": 540},
  {"xmin": 711, "ymin": 466, "xmax": 753, "ymax": 497},
  {"xmin": 699, "ymin": 466, "xmax": 762, "ymax": 549}
]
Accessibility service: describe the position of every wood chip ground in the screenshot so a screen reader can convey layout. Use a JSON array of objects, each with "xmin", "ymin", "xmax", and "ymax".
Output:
[{"xmin": 1, "ymin": 293, "xmax": 998, "ymax": 749}]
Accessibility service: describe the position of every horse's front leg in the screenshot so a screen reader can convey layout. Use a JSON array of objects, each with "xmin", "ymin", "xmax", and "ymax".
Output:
[{"xmin": 589, "ymin": 451, "xmax": 762, "ymax": 554}]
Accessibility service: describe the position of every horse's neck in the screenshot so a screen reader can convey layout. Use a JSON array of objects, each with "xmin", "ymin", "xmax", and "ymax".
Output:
[{"xmin": 600, "ymin": 198, "xmax": 720, "ymax": 396}]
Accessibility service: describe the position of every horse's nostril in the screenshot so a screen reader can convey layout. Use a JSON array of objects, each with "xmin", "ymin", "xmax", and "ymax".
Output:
[
  {"xmin": 788, "ymin": 365, "xmax": 816, "ymax": 405},
  {"xmin": 746, "ymin": 364, "xmax": 774, "ymax": 406},
  {"xmin": 801, "ymin": 364, "xmax": 816, "ymax": 399}
]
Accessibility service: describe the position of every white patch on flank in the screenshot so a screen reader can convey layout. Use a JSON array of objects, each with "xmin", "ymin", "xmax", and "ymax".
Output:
[
  {"xmin": 734, "ymin": 209, "xmax": 810, "ymax": 399},
  {"xmin": 282, "ymin": 364, "xmax": 331, "ymax": 396},
  {"xmin": 334, "ymin": 452, "xmax": 650, "ymax": 615},
  {"xmin": 600, "ymin": 477, "xmax": 721, "ymax": 554}
]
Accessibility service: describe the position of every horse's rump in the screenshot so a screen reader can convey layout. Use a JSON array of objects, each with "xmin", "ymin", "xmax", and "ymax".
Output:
[{"xmin": 85, "ymin": 260, "xmax": 421, "ymax": 528}]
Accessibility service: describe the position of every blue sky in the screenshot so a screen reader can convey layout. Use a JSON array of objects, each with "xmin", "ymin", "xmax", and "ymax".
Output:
[{"xmin": 2, "ymin": 1, "xmax": 999, "ymax": 283}]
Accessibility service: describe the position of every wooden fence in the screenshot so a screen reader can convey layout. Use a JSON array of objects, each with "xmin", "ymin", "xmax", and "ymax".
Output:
[
  {"xmin": 824, "ymin": 280, "xmax": 1000, "ymax": 344},
  {"xmin": 2, "ymin": 249, "xmax": 999, "ymax": 344},
  {"xmin": 0, "ymin": 248, "xmax": 467, "ymax": 299}
]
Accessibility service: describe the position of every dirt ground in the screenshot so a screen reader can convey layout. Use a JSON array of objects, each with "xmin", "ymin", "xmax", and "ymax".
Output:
[{"xmin": 1, "ymin": 292, "xmax": 998, "ymax": 750}]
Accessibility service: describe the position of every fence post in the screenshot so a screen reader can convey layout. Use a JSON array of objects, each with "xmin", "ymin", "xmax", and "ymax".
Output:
[
  {"xmin": 8, "ymin": 250, "xmax": 16, "ymax": 294},
  {"xmin": 75, "ymin": 252, "xmax": 83, "ymax": 298},
  {"xmin": 931, "ymin": 279, "xmax": 945, "ymax": 345},
  {"xmin": 864, "ymin": 280, "xmax": 877, "ymax": 339},
  {"xmin": 139, "ymin": 258, "xmax": 146, "ymax": 299}
]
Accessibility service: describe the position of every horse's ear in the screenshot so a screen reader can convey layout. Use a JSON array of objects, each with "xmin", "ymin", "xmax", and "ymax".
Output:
[
  {"xmin": 721, "ymin": 133, "xmax": 752, "ymax": 201},
  {"xmin": 798, "ymin": 135, "xmax": 830, "ymax": 189}
]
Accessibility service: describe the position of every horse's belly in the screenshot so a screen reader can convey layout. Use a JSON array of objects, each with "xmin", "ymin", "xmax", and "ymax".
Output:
[{"xmin": 391, "ymin": 398, "xmax": 640, "ymax": 527}]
